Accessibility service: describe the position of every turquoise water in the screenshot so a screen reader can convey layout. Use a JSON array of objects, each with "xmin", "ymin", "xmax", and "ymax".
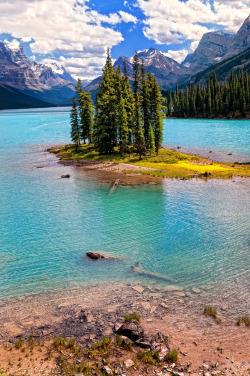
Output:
[{"xmin": 0, "ymin": 108, "xmax": 249, "ymax": 299}]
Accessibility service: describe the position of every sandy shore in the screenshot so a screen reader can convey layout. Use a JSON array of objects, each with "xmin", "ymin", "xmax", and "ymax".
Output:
[
  {"xmin": 0, "ymin": 281, "xmax": 249, "ymax": 375},
  {"xmin": 58, "ymin": 157, "xmax": 163, "ymax": 185}
]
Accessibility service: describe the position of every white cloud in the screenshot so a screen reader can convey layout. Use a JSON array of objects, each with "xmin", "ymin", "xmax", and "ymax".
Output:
[
  {"xmin": 0, "ymin": 0, "xmax": 137, "ymax": 79},
  {"xmin": 163, "ymin": 49, "xmax": 189, "ymax": 63},
  {"xmin": 137, "ymin": 0, "xmax": 249, "ymax": 45}
]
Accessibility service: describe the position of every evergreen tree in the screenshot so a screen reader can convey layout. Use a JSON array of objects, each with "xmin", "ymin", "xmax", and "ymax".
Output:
[
  {"xmin": 141, "ymin": 59, "xmax": 151, "ymax": 145},
  {"xmin": 81, "ymin": 91, "xmax": 94, "ymax": 144},
  {"xmin": 148, "ymin": 123, "xmax": 155, "ymax": 155},
  {"xmin": 94, "ymin": 48, "xmax": 117, "ymax": 154},
  {"xmin": 148, "ymin": 74, "xmax": 164, "ymax": 155},
  {"xmin": 70, "ymin": 97, "xmax": 80, "ymax": 149},
  {"xmin": 171, "ymin": 70, "xmax": 249, "ymax": 119},
  {"xmin": 167, "ymin": 91, "xmax": 173, "ymax": 117},
  {"xmin": 118, "ymin": 96, "xmax": 128, "ymax": 157},
  {"xmin": 132, "ymin": 51, "xmax": 144, "ymax": 159},
  {"xmin": 122, "ymin": 59, "xmax": 135, "ymax": 145}
]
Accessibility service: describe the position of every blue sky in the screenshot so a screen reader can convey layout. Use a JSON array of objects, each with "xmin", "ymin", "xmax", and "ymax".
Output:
[{"xmin": 0, "ymin": 0, "xmax": 248, "ymax": 80}]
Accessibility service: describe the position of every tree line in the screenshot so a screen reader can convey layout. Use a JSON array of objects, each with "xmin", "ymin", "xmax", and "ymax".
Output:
[
  {"xmin": 165, "ymin": 70, "xmax": 250, "ymax": 118},
  {"xmin": 71, "ymin": 49, "xmax": 165, "ymax": 158}
]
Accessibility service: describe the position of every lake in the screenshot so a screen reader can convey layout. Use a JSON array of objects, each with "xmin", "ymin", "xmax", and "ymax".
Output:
[{"xmin": 0, "ymin": 108, "xmax": 249, "ymax": 302}]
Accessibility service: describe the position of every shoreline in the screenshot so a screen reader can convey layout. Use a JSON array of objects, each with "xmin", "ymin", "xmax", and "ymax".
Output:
[
  {"xmin": 49, "ymin": 144, "xmax": 250, "ymax": 185},
  {"xmin": 0, "ymin": 281, "xmax": 249, "ymax": 375},
  {"xmin": 164, "ymin": 144, "xmax": 250, "ymax": 164}
]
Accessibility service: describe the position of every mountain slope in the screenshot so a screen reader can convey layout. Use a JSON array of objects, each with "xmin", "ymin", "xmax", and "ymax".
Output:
[
  {"xmin": 188, "ymin": 32, "xmax": 232, "ymax": 73},
  {"xmin": 0, "ymin": 83, "xmax": 55, "ymax": 110},
  {"xmin": 178, "ymin": 48, "xmax": 250, "ymax": 88},
  {"xmin": 224, "ymin": 15, "xmax": 250, "ymax": 59},
  {"xmin": 0, "ymin": 41, "xmax": 75, "ymax": 104},
  {"xmin": 188, "ymin": 15, "xmax": 250, "ymax": 74}
]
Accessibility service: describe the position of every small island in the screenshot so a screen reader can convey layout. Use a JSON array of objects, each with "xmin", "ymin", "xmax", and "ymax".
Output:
[{"xmin": 50, "ymin": 143, "xmax": 250, "ymax": 183}]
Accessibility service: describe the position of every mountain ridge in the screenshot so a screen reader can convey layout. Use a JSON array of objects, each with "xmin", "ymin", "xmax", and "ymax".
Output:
[{"xmin": 0, "ymin": 41, "xmax": 76, "ymax": 104}]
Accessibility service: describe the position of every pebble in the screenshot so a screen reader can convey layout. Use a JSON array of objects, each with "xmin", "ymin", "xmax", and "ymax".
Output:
[
  {"xmin": 191, "ymin": 287, "xmax": 201, "ymax": 294},
  {"xmin": 132, "ymin": 285, "xmax": 144, "ymax": 293},
  {"xmin": 124, "ymin": 359, "xmax": 135, "ymax": 368}
]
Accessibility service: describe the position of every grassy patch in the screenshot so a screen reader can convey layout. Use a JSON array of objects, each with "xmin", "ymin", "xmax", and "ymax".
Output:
[
  {"xmin": 50, "ymin": 144, "xmax": 250, "ymax": 180},
  {"xmin": 137, "ymin": 350, "xmax": 155, "ymax": 364},
  {"xmin": 204, "ymin": 306, "xmax": 221, "ymax": 323},
  {"xmin": 124, "ymin": 313, "xmax": 141, "ymax": 323},
  {"xmin": 15, "ymin": 338, "xmax": 24, "ymax": 349},
  {"xmin": 165, "ymin": 349, "xmax": 178, "ymax": 362},
  {"xmin": 237, "ymin": 315, "xmax": 250, "ymax": 327},
  {"xmin": 54, "ymin": 336, "xmax": 65, "ymax": 349}
]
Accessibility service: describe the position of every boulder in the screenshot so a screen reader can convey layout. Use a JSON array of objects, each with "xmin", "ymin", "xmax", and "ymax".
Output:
[
  {"xmin": 119, "ymin": 336, "xmax": 132, "ymax": 346},
  {"xmin": 150, "ymin": 332, "xmax": 170, "ymax": 361},
  {"xmin": 86, "ymin": 252, "xmax": 106, "ymax": 260},
  {"xmin": 135, "ymin": 338, "xmax": 151, "ymax": 348},
  {"xmin": 116, "ymin": 319, "xmax": 144, "ymax": 341}
]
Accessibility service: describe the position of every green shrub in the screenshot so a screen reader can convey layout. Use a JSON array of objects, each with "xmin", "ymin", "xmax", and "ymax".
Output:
[
  {"xmin": 237, "ymin": 315, "xmax": 250, "ymax": 327},
  {"xmin": 137, "ymin": 349, "xmax": 155, "ymax": 364},
  {"xmin": 165, "ymin": 349, "xmax": 178, "ymax": 362},
  {"xmin": 15, "ymin": 338, "xmax": 24, "ymax": 349},
  {"xmin": 66, "ymin": 338, "xmax": 76, "ymax": 349},
  {"xmin": 28, "ymin": 334, "xmax": 35, "ymax": 347},
  {"xmin": 54, "ymin": 336, "xmax": 65, "ymax": 348},
  {"xmin": 204, "ymin": 306, "xmax": 218, "ymax": 319},
  {"xmin": 124, "ymin": 313, "xmax": 141, "ymax": 323}
]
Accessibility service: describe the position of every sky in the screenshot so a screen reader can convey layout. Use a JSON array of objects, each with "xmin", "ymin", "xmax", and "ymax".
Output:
[{"xmin": 0, "ymin": 0, "xmax": 249, "ymax": 81}]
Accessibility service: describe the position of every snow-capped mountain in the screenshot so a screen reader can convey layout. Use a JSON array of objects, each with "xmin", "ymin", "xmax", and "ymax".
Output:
[
  {"xmin": 87, "ymin": 48, "xmax": 188, "ymax": 92},
  {"xmin": 0, "ymin": 41, "xmax": 75, "ymax": 103}
]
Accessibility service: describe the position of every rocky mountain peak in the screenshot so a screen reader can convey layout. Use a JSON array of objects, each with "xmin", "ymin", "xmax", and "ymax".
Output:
[{"xmin": 224, "ymin": 15, "xmax": 250, "ymax": 58}]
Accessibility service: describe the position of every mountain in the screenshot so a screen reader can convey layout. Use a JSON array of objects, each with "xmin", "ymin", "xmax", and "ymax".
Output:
[
  {"xmin": 181, "ymin": 53, "xmax": 193, "ymax": 68},
  {"xmin": 0, "ymin": 41, "xmax": 75, "ymax": 104},
  {"xmin": 188, "ymin": 15, "xmax": 250, "ymax": 73},
  {"xmin": 188, "ymin": 32, "xmax": 232, "ymax": 73},
  {"xmin": 86, "ymin": 48, "xmax": 188, "ymax": 92},
  {"xmin": 189, "ymin": 48, "xmax": 250, "ymax": 86},
  {"xmin": 0, "ymin": 83, "xmax": 55, "ymax": 110},
  {"xmin": 224, "ymin": 15, "xmax": 250, "ymax": 59}
]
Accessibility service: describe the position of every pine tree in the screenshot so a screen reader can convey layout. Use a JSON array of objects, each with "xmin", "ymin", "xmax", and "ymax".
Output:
[
  {"xmin": 81, "ymin": 91, "xmax": 94, "ymax": 144},
  {"xmin": 122, "ymin": 59, "xmax": 134, "ymax": 145},
  {"xmin": 118, "ymin": 96, "xmax": 128, "ymax": 157},
  {"xmin": 141, "ymin": 59, "xmax": 150, "ymax": 146},
  {"xmin": 94, "ymin": 48, "xmax": 117, "ymax": 154},
  {"xmin": 149, "ymin": 75, "xmax": 164, "ymax": 155},
  {"xmin": 132, "ymin": 51, "xmax": 144, "ymax": 159},
  {"xmin": 167, "ymin": 91, "xmax": 173, "ymax": 117},
  {"xmin": 70, "ymin": 97, "xmax": 80, "ymax": 149},
  {"xmin": 148, "ymin": 123, "xmax": 155, "ymax": 155}
]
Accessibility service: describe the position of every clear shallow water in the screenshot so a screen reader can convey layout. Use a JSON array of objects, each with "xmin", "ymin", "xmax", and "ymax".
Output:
[
  {"xmin": 0, "ymin": 108, "xmax": 250, "ymax": 299},
  {"xmin": 164, "ymin": 118, "xmax": 250, "ymax": 160}
]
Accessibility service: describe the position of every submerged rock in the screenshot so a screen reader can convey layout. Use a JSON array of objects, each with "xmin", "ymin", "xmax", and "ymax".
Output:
[
  {"xmin": 85, "ymin": 252, "xmax": 123, "ymax": 260},
  {"xmin": 116, "ymin": 319, "xmax": 144, "ymax": 341}
]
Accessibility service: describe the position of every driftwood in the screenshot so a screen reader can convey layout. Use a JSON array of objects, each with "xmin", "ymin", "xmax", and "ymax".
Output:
[
  {"xmin": 131, "ymin": 262, "xmax": 175, "ymax": 282},
  {"xmin": 109, "ymin": 179, "xmax": 120, "ymax": 194}
]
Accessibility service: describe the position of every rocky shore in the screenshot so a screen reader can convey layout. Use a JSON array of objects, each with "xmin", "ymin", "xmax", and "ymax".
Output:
[{"xmin": 0, "ymin": 282, "xmax": 249, "ymax": 376}]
